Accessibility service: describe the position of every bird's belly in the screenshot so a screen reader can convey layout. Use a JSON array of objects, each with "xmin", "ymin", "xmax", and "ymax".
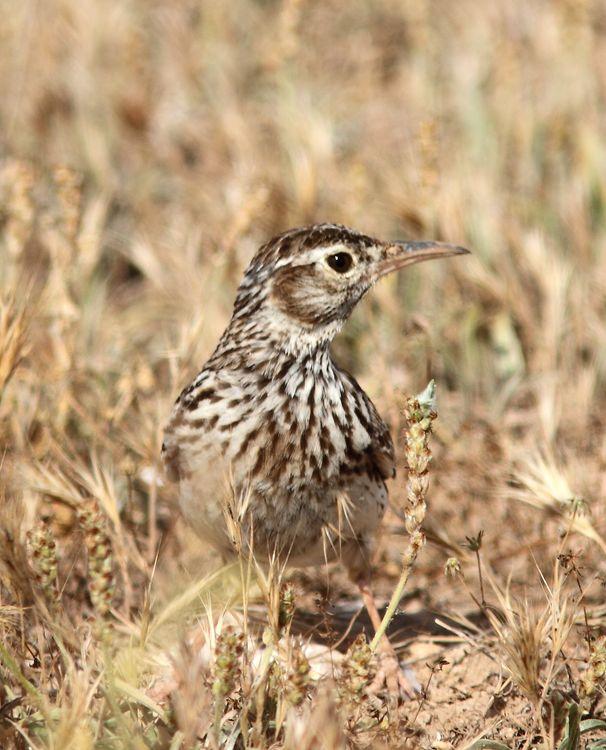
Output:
[{"xmin": 179, "ymin": 446, "xmax": 388, "ymax": 566}]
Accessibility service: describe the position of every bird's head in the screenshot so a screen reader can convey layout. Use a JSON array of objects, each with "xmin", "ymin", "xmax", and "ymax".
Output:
[{"xmin": 230, "ymin": 223, "xmax": 469, "ymax": 355}]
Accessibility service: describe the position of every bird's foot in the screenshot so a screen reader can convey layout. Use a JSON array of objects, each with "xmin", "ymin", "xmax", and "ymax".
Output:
[{"xmin": 367, "ymin": 640, "xmax": 420, "ymax": 703}]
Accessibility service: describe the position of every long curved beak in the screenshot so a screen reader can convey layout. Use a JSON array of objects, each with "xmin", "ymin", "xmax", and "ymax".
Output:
[{"xmin": 376, "ymin": 240, "xmax": 470, "ymax": 278}]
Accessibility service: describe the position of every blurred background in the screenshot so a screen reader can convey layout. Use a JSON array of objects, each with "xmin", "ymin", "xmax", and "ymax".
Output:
[{"xmin": 1, "ymin": 0, "xmax": 606, "ymax": 745}]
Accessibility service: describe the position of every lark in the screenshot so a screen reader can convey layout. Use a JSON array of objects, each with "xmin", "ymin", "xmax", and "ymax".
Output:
[{"xmin": 162, "ymin": 223, "xmax": 468, "ymax": 696}]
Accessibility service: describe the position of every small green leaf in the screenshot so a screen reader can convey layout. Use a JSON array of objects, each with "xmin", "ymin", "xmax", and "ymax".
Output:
[
  {"xmin": 558, "ymin": 703, "xmax": 581, "ymax": 750},
  {"xmin": 581, "ymin": 719, "xmax": 606, "ymax": 734}
]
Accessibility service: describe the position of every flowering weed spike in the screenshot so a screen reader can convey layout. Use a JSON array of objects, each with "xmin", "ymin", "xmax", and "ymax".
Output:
[
  {"xmin": 580, "ymin": 635, "xmax": 606, "ymax": 706},
  {"xmin": 371, "ymin": 381, "xmax": 437, "ymax": 651},
  {"xmin": 285, "ymin": 648, "xmax": 311, "ymax": 707},
  {"xmin": 26, "ymin": 523, "xmax": 58, "ymax": 603},
  {"xmin": 340, "ymin": 634, "xmax": 374, "ymax": 707},
  {"xmin": 77, "ymin": 499, "xmax": 116, "ymax": 624},
  {"xmin": 212, "ymin": 627, "xmax": 244, "ymax": 701}
]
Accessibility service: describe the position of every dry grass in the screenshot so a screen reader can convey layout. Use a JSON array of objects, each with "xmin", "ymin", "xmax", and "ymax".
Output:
[{"xmin": 1, "ymin": 1, "xmax": 606, "ymax": 747}]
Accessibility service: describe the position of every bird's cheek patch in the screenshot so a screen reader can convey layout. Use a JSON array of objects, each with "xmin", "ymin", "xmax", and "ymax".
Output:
[{"xmin": 271, "ymin": 265, "xmax": 333, "ymax": 326}]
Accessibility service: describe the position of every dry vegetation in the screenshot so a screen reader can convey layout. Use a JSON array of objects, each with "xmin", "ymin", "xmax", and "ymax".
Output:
[{"xmin": 1, "ymin": 1, "xmax": 606, "ymax": 747}]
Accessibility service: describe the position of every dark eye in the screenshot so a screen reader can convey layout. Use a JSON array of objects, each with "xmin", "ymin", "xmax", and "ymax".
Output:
[{"xmin": 326, "ymin": 252, "xmax": 353, "ymax": 273}]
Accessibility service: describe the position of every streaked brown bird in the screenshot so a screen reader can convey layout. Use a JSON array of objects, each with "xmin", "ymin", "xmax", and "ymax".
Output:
[{"xmin": 162, "ymin": 223, "xmax": 468, "ymax": 696}]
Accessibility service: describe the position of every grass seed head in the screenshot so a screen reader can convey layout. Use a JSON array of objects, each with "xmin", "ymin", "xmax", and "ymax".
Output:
[
  {"xmin": 580, "ymin": 635, "xmax": 606, "ymax": 704},
  {"xmin": 402, "ymin": 380, "xmax": 437, "ymax": 536},
  {"xmin": 26, "ymin": 522, "xmax": 58, "ymax": 603},
  {"xmin": 212, "ymin": 626, "xmax": 244, "ymax": 700},
  {"xmin": 285, "ymin": 647, "xmax": 311, "ymax": 707},
  {"xmin": 76, "ymin": 499, "xmax": 116, "ymax": 620},
  {"xmin": 444, "ymin": 556, "xmax": 462, "ymax": 580},
  {"xmin": 339, "ymin": 634, "xmax": 374, "ymax": 707},
  {"xmin": 278, "ymin": 584, "xmax": 296, "ymax": 634}
]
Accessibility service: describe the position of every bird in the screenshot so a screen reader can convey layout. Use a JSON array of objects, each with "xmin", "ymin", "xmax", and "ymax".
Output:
[{"xmin": 162, "ymin": 223, "xmax": 468, "ymax": 697}]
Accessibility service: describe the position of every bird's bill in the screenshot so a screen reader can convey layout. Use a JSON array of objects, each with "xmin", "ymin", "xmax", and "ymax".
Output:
[{"xmin": 376, "ymin": 241, "xmax": 470, "ymax": 278}]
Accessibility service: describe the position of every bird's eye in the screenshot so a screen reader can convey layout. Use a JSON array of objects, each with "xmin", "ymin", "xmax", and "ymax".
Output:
[{"xmin": 326, "ymin": 252, "xmax": 353, "ymax": 273}]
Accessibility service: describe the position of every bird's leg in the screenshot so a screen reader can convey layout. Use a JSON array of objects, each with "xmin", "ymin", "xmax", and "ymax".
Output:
[{"xmin": 358, "ymin": 581, "xmax": 418, "ymax": 701}]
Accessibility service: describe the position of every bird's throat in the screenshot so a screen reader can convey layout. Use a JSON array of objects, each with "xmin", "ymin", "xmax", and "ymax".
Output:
[{"xmin": 211, "ymin": 306, "xmax": 344, "ymax": 377}]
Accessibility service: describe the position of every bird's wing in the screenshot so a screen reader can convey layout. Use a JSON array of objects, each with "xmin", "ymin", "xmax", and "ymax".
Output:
[
  {"xmin": 161, "ymin": 372, "xmax": 218, "ymax": 482},
  {"xmin": 161, "ymin": 403, "xmax": 187, "ymax": 482},
  {"xmin": 369, "ymin": 417, "xmax": 396, "ymax": 480},
  {"xmin": 161, "ymin": 439, "xmax": 181, "ymax": 482},
  {"xmin": 339, "ymin": 367, "xmax": 396, "ymax": 482},
  {"xmin": 355, "ymin": 386, "xmax": 395, "ymax": 481}
]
